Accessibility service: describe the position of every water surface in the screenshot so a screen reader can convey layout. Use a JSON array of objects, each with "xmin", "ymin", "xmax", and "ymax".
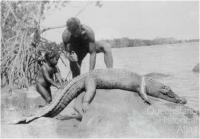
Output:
[{"xmin": 78, "ymin": 42, "xmax": 199, "ymax": 110}]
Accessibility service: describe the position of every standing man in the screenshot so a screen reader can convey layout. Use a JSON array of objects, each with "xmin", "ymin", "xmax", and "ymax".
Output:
[{"xmin": 62, "ymin": 17, "xmax": 113, "ymax": 78}]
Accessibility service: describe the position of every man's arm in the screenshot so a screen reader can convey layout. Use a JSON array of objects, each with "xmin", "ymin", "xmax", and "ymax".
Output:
[
  {"xmin": 84, "ymin": 25, "xmax": 96, "ymax": 71},
  {"xmin": 62, "ymin": 36, "xmax": 81, "ymax": 74},
  {"xmin": 62, "ymin": 29, "xmax": 71, "ymax": 59},
  {"xmin": 62, "ymin": 30, "xmax": 79, "ymax": 63},
  {"xmin": 63, "ymin": 43, "xmax": 71, "ymax": 59},
  {"xmin": 89, "ymin": 42, "xmax": 96, "ymax": 71}
]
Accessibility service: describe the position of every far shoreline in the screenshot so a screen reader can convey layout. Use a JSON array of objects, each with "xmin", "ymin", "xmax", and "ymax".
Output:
[
  {"xmin": 99, "ymin": 38, "xmax": 199, "ymax": 49},
  {"xmin": 110, "ymin": 41, "xmax": 199, "ymax": 49}
]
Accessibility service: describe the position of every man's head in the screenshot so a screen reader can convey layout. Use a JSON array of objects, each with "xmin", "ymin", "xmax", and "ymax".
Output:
[
  {"xmin": 145, "ymin": 78, "xmax": 187, "ymax": 104},
  {"xmin": 45, "ymin": 51, "xmax": 60, "ymax": 66},
  {"xmin": 66, "ymin": 17, "xmax": 82, "ymax": 37}
]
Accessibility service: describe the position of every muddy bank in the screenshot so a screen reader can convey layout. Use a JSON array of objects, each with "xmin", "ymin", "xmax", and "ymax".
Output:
[{"xmin": 1, "ymin": 87, "xmax": 199, "ymax": 138}]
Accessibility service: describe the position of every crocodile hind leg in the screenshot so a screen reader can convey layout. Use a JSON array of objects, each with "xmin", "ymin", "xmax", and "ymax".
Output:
[{"xmin": 82, "ymin": 77, "xmax": 97, "ymax": 113}]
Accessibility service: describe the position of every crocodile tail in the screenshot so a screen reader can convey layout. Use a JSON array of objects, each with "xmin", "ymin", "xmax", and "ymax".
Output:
[
  {"xmin": 10, "ymin": 115, "xmax": 40, "ymax": 124},
  {"xmin": 12, "ymin": 73, "xmax": 87, "ymax": 124}
]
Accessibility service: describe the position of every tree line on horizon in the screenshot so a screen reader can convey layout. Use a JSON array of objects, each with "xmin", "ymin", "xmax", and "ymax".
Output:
[{"xmin": 100, "ymin": 37, "xmax": 199, "ymax": 48}]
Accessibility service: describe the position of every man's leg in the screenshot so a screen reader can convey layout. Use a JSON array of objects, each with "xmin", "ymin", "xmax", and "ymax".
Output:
[
  {"xmin": 36, "ymin": 84, "xmax": 52, "ymax": 105},
  {"xmin": 69, "ymin": 61, "xmax": 81, "ymax": 78},
  {"xmin": 103, "ymin": 44, "xmax": 113, "ymax": 68}
]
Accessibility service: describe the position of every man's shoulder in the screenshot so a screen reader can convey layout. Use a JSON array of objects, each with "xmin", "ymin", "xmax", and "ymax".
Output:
[
  {"xmin": 62, "ymin": 29, "xmax": 71, "ymax": 43},
  {"xmin": 82, "ymin": 24, "xmax": 95, "ymax": 42},
  {"xmin": 82, "ymin": 24, "xmax": 93, "ymax": 31},
  {"xmin": 82, "ymin": 24, "xmax": 94, "ymax": 34}
]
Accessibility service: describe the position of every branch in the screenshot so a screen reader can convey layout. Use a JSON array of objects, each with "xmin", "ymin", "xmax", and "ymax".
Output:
[
  {"xmin": 40, "ymin": 25, "xmax": 65, "ymax": 34},
  {"xmin": 75, "ymin": 2, "xmax": 94, "ymax": 17},
  {"xmin": 6, "ymin": 2, "xmax": 19, "ymax": 22},
  {"xmin": 2, "ymin": 8, "xmax": 11, "ymax": 28}
]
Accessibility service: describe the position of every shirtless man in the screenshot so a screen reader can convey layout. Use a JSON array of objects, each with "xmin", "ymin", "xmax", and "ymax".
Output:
[
  {"xmin": 62, "ymin": 17, "xmax": 113, "ymax": 78},
  {"xmin": 36, "ymin": 51, "xmax": 63, "ymax": 105}
]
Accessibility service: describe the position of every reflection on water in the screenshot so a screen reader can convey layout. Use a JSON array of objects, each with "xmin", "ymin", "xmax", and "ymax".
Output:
[{"xmin": 59, "ymin": 42, "xmax": 199, "ymax": 110}]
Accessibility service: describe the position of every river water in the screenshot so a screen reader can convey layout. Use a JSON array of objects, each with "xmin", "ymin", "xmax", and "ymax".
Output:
[{"xmin": 59, "ymin": 42, "xmax": 199, "ymax": 110}]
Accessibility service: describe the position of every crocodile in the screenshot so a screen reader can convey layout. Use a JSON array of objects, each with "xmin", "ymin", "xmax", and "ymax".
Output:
[{"xmin": 14, "ymin": 69, "xmax": 187, "ymax": 124}]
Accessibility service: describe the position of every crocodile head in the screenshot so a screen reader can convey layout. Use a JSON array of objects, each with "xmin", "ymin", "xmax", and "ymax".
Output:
[{"xmin": 145, "ymin": 78, "xmax": 187, "ymax": 104}]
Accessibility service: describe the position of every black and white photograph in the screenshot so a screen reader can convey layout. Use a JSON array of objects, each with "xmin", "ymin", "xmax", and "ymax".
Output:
[{"xmin": 1, "ymin": 0, "xmax": 199, "ymax": 138}]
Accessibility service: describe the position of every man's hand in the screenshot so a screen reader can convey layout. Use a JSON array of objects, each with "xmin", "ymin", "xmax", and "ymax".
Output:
[
  {"xmin": 69, "ymin": 51, "xmax": 78, "ymax": 62},
  {"xmin": 89, "ymin": 42, "xmax": 96, "ymax": 71}
]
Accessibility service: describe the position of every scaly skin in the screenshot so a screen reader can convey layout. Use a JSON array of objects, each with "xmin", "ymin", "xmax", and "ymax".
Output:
[{"xmin": 14, "ymin": 69, "xmax": 187, "ymax": 124}]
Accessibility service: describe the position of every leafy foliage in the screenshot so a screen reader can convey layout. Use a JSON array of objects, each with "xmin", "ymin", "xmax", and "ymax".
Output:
[{"xmin": 1, "ymin": 1, "xmax": 68, "ymax": 89}]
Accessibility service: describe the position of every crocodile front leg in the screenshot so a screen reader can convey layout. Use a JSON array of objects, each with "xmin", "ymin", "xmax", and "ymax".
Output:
[
  {"xmin": 81, "ymin": 76, "xmax": 97, "ymax": 113},
  {"xmin": 139, "ymin": 76, "xmax": 151, "ymax": 105}
]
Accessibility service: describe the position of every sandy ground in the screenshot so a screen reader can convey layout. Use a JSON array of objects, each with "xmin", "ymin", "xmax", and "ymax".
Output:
[{"xmin": 1, "ymin": 85, "xmax": 199, "ymax": 138}]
